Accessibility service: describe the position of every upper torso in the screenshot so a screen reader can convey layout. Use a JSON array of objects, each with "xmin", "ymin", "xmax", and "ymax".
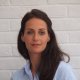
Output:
[{"xmin": 11, "ymin": 60, "xmax": 77, "ymax": 80}]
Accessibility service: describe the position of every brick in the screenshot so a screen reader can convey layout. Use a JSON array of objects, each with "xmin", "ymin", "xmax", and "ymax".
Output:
[
  {"xmin": 75, "ymin": 69, "xmax": 80, "ymax": 80},
  {"xmin": 54, "ymin": 31, "xmax": 69, "ymax": 44},
  {"xmin": 0, "ymin": 70, "xmax": 12, "ymax": 80},
  {"xmin": 68, "ymin": 5, "xmax": 80, "ymax": 17},
  {"xmin": 0, "ymin": 0, "xmax": 10, "ymax": 5},
  {"xmin": 0, "ymin": 6, "xmax": 10, "ymax": 19},
  {"xmin": 52, "ymin": 18, "xmax": 80, "ymax": 31},
  {"xmin": 48, "ymin": 0, "xmax": 80, "ymax": 4},
  {"xmin": 0, "ymin": 44, "xmax": 12, "ymax": 56},
  {"xmin": 10, "ymin": 19, "xmax": 21, "ymax": 31},
  {"xmin": 41, "ymin": 5, "xmax": 67, "ymax": 18},
  {"xmin": 69, "ymin": 31, "xmax": 80, "ymax": 43},
  {"xmin": 70, "ymin": 56, "xmax": 80, "ymax": 69},
  {"xmin": 0, "ymin": 32, "xmax": 18, "ymax": 44},
  {"xmin": 48, "ymin": 0, "xmax": 69, "ymax": 4},
  {"xmin": 0, "ymin": 6, "xmax": 27, "ymax": 19},
  {"xmin": 10, "ymin": 6, "xmax": 27, "ymax": 19},
  {"xmin": 0, "ymin": 57, "xmax": 26, "ymax": 69},
  {"xmin": 0, "ymin": 19, "xmax": 10, "ymax": 31},
  {"xmin": 10, "ymin": 0, "xmax": 47, "ymax": 5},
  {"xmin": 12, "ymin": 44, "xmax": 20, "ymax": 56},
  {"xmin": 69, "ymin": 0, "xmax": 80, "ymax": 3},
  {"xmin": 10, "ymin": 6, "xmax": 34, "ymax": 19},
  {"xmin": 60, "ymin": 44, "xmax": 80, "ymax": 56}
]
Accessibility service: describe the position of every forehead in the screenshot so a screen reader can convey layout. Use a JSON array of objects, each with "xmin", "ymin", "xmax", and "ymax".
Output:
[{"xmin": 25, "ymin": 18, "xmax": 48, "ymax": 30}]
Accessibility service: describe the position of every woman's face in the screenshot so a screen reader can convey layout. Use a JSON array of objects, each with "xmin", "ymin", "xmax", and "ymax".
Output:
[{"xmin": 21, "ymin": 18, "xmax": 50, "ymax": 54}]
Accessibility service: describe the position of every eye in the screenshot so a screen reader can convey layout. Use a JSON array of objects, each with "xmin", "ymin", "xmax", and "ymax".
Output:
[
  {"xmin": 39, "ymin": 31, "xmax": 45, "ymax": 35},
  {"xmin": 26, "ymin": 31, "xmax": 33, "ymax": 35}
]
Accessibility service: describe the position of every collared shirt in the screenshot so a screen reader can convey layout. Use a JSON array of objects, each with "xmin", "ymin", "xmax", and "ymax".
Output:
[{"xmin": 11, "ymin": 60, "xmax": 77, "ymax": 80}]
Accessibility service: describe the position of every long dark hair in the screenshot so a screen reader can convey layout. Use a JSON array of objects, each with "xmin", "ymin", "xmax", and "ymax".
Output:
[{"xmin": 17, "ymin": 9, "xmax": 70, "ymax": 80}]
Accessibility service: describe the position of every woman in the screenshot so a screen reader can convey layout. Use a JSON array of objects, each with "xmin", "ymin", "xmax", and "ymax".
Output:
[{"xmin": 11, "ymin": 9, "xmax": 76, "ymax": 80}]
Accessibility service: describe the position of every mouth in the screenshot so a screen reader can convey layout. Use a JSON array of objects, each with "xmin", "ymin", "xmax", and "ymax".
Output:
[{"xmin": 32, "ymin": 44, "xmax": 41, "ymax": 47}]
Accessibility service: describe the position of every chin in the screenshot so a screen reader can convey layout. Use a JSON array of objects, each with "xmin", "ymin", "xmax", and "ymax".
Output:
[
  {"xmin": 31, "ymin": 49, "xmax": 43, "ymax": 54},
  {"xmin": 32, "ymin": 51, "xmax": 42, "ymax": 54}
]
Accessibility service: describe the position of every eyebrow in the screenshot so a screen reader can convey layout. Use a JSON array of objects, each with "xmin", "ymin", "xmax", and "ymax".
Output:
[{"xmin": 25, "ymin": 28, "xmax": 47, "ymax": 31}]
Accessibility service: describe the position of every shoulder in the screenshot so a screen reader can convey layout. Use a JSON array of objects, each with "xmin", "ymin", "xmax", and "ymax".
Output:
[
  {"xmin": 58, "ymin": 61, "xmax": 72, "ymax": 71},
  {"xmin": 54, "ymin": 61, "xmax": 76, "ymax": 80},
  {"xmin": 11, "ymin": 68, "xmax": 27, "ymax": 80},
  {"xmin": 11, "ymin": 60, "xmax": 30, "ymax": 80}
]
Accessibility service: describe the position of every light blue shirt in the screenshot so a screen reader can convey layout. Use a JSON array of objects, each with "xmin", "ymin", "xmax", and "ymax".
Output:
[{"xmin": 11, "ymin": 60, "xmax": 77, "ymax": 80}]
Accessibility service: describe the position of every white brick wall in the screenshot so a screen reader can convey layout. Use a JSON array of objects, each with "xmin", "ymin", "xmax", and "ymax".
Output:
[{"xmin": 0, "ymin": 0, "xmax": 80, "ymax": 80}]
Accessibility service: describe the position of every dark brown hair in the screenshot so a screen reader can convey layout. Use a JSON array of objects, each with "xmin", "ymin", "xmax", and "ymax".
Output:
[{"xmin": 17, "ymin": 9, "xmax": 70, "ymax": 80}]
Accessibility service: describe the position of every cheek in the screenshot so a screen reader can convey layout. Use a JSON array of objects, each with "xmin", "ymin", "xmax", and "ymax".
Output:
[
  {"xmin": 41, "ymin": 37, "xmax": 49, "ymax": 46},
  {"xmin": 42, "ymin": 35, "xmax": 49, "ymax": 43},
  {"xmin": 23, "ymin": 37, "xmax": 32, "ymax": 47},
  {"xmin": 24, "ymin": 36, "xmax": 32, "ymax": 43},
  {"xmin": 41, "ymin": 39, "xmax": 48, "ymax": 51}
]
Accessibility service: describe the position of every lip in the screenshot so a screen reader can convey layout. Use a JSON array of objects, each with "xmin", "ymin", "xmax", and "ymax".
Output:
[
  {"xmin": 32, "ymin": 44, "xmax": 41, "ymax": 47},
  {"xmin": 32, "ymin": 44, "xmax": 40, "ymax": 45}
]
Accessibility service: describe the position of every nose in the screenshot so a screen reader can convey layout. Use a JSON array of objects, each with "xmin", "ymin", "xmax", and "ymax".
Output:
[{"xmin": 33, "ymin": 33, "xmax": 39, "ymax": 41}]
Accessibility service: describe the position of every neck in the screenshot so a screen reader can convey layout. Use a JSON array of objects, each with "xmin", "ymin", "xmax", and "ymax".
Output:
[{"xmin": 29, "ymin": 52, "xmax": 41, "ymax": 75}]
